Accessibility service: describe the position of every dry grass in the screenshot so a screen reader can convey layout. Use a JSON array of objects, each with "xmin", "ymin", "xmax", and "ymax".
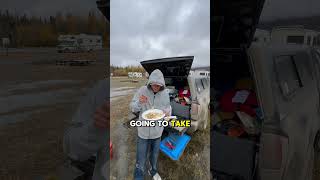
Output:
[
  {"xmin": 0, "ymin": 104, "xmax": 77, "ymax": 179},
  {"xmin": 157, "ymin": 119, "xmax": 210, "ymax": 180}
]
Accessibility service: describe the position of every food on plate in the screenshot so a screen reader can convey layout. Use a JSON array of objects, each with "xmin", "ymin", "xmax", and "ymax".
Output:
[{"xmin": 145, "ymin": 112, "xmax": 163, "ymax": 120}]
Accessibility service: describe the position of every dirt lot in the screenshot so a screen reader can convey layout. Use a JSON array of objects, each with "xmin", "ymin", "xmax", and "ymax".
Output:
[
  {"xmin": 110, "ymin": 78, "xmax": 210, "ymax": 180},
  {"xmin": 0, "ymin": 48, "xmax": 108, "ymax": 179}
]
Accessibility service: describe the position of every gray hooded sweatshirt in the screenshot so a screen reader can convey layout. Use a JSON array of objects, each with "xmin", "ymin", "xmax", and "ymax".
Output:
[{"xmin": 130, "ymin": 69, "xmax": 171, "ymax": 139}]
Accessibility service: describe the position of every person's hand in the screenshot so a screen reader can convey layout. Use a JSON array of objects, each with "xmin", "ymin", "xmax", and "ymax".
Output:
[
  {"xmin": 139, "ymin": 95, "xmax": 148, "ymax": 104},
  {"xmin": 94, "ymin": 101, "xmax": 109, "ymax": 129}
]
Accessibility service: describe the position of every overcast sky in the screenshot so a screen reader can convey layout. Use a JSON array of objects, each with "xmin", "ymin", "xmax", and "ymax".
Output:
[
  {"xmin": 110, "ymin": 0, "xmax": 210, "ymax": 67},
  {"xmin": 2, "ymin": 0, "xmax": 320, "ymax": 67},
  {"xmin": 260, "ymin": 0, "xmax": 320, "ymax": 21},
  {"xmin": 1, "ymin": 0, "xmax": 319, "ymax": 20}
]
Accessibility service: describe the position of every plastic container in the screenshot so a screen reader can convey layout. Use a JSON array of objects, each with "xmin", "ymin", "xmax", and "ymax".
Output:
[{"xmin": 160, "ymin": 133, "xmax": 191, "ymax": 161}]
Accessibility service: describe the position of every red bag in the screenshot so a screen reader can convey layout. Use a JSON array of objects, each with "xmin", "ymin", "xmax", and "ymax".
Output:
[
  {"xmin": 178, "ymin": 89, "xmax": 191, "ymax": 98},
  {"xmin": 220, "ymin": 90, "xmax": 237, "ymax": 112},
  {"xmin": 220, "ymin": 89, "xmax": 258, "ymax": 117}
]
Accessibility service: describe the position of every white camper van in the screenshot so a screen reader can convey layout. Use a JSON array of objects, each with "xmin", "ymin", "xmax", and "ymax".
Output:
[
  {"xmin": 271, "ymin": 26, "xmax": 320, "ymax": 47},
  {"xmin": 57, "ymin": 34, "xmax": 103, "ymax": 53},
  {"xmin": 128, "ymin": 72, "xmax": 142, "ymax": 78}
]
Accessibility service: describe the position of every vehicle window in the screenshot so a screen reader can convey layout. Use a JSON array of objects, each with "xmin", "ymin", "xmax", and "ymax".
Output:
[
  {"xmin": 200, "ymin": 72, "xmax": 205, "ymax": 76},
  {"xmin": 293, "ymin": 52, "xmax": 314, "ymax": 81},
  {"xmin": 313, "ymin": 37, "xmax": 316, "ymax": 46},
  {"xmin": 275, "ymin": 55, "xmax": 303, "ymax": 97},
  {"xmin": 287, "ymin": 36, "xmax": 304, "ymax": 44},
  {"xmin": 201, "ymin": 78, "xmax": 208, "ymax": 88},
  {"xmin": 313, "ymin": 51, "xmax": 320, "ymax": 73},
  {"xmin": 317, "ymin": 36, "xmax": 320, "ymax": 46},
  {"xmin": 195, "ymin": 79, "xmax": 204, "ymax": 93},
  {"xmin": 307, "ymin": 36, "xmax": 311, "ymax": 45},
  {"xmin": 315, "ymin": 51, "xmax": 320, "ymax": 62}
]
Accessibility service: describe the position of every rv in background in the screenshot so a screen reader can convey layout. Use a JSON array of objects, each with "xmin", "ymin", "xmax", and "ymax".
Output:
[
  {"xmin": 253, "ymin": 29, "xmax": 270, "ymax": 44},
  {"xmin": 57, "ymin": 34, "xmax": 103, "ymax": 53},
  {"xmin": 271, "ymin": 26, "xmax": 320, "ymax": 47},
  {"xmin": 128, "ymin": 72, "xmax": 143, "ymax": 78}
]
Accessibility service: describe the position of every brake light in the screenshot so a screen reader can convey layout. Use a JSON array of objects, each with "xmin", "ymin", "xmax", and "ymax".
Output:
[
  {"xmin": 110, "ymin": 141, "xmax": 113, "ymax": 160},
  {"xmin": 260, "ymin": 134, "xmax": 286, "ymax": 170}
]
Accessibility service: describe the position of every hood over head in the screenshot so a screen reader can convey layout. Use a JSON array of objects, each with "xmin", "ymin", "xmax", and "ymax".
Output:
[{"xmin": 147, "ymin": 69, "xmax": 165, "ymax": 91}]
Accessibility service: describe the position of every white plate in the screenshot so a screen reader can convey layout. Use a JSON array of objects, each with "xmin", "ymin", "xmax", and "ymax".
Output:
[{"xmin": 142, "ymin": 109, "xmax": 165, "ymax": 121}]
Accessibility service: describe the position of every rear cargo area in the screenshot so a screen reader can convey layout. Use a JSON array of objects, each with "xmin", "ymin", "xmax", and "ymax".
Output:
[
  {"xmin": 211, "ymin": 50, "xmax": 264, "ymax": 180},
  {"xmin": 166, "ymin": 77, "xmax": 192, "ymax": 120}
]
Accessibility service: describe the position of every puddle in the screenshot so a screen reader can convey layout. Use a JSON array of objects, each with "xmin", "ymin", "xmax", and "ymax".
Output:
[
  {"xmin": 0, "ymin": 88, "xmax": 87, "ymax": 114},
  {"xmin": 112, "ymin": 87, "xmax": 136, "ymax": 91},
  {"xmin": 0, "ymin": 109, "xmax": 46, "ymax": 125},
  {"xmin": 0, "ymin": 80, "xmax": 83, "ymax": 92},
  {"xmin": 110, "ymin": 88, "xmax": 137, "ymax": 98}
]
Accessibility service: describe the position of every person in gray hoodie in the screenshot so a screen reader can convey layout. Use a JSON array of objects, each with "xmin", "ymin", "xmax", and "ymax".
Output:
[{"xmin": 130, "ymin": 69, "xmax": 171, "ymax": 180}]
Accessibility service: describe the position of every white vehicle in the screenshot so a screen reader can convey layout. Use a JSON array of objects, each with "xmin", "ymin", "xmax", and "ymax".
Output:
[
  {"xmin": 57, "ymin": 34, "xmax": 103, "ymax": 53},
  {"xmin": 271, "ymin": 26, "xmax": 320, "ymax": 47},
  {"xmin": 140, "ymin": 56, "xmax": 210, "ymax": 133},
  {"xmin": 128, "ymin": 72, "xmax": 143, "ymax": 78}
]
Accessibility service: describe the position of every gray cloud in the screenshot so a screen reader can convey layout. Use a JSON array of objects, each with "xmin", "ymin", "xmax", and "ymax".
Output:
[{"xmin": 110, "ymin": 0, "xmax": 210, "ymax": 68}]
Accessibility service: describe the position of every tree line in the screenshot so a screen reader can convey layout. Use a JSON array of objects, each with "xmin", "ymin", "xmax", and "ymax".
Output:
[
  {"xmin": 0, "ymin": 10, "xmax": 109, "ymax": 47},
  {"xmin": 111, "ymin": 65, "xmax": 146, "ymax": 76}
]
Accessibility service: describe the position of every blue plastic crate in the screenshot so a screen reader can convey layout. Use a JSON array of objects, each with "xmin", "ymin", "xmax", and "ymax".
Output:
[{"xmin": 160, "ymin": 133, "xmax": 191, "ymax": 161}]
